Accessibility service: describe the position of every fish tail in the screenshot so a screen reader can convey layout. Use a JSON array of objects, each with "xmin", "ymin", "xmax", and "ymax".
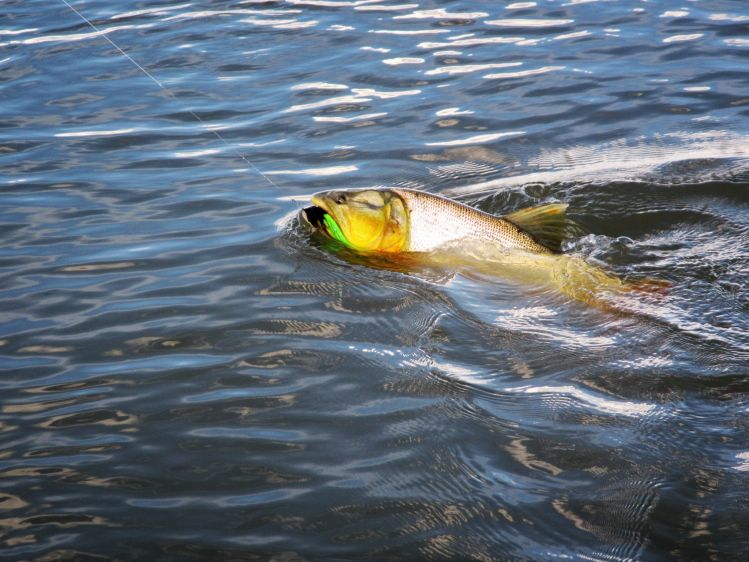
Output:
[
  {"xmin": 551, "ymin": 256, "xmax": 624, "ymax": 305},
  {"xmin": 625, "ymin": 277, "xmax": 672, "ymax": 296},
  {"xmin": 553, "ymin": 256, "xmax": 671, "ymax": 311}
]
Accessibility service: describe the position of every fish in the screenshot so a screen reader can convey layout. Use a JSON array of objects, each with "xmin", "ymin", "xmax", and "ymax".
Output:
[{"xmin": 300, "ymin": 187, "xmax": 667, "ymax": 307}]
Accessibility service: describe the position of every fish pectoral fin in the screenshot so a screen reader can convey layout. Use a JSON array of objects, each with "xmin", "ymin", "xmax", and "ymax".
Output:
[{"xmin": 503, "ymin": 203, "xmax": 572, "ymax": 252}]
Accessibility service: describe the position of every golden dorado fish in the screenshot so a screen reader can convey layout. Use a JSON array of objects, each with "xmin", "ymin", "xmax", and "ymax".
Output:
[{"xmin": 300, "ymin": 188, "xmax": 666, "ymax": 307}]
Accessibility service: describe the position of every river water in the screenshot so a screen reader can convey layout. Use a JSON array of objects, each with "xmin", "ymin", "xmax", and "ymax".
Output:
[{"xmin": 2, "ymin": 1, "xmax": 749, "ymax": 560}]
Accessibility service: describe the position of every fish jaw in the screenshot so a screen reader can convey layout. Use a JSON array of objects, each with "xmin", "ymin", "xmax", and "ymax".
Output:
[
  {"xmin": 300, "ymin": 194, "xmax": 351, "ymax": 247},
  {"xmin": 310, "ymin": 192, "xmax": 355, "ymax": 246}
]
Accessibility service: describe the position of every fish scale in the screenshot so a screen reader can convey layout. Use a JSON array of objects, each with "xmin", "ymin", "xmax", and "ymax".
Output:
[{"xmin": 394, "ymin": 188, "xmax": 552, "ymax": 254}]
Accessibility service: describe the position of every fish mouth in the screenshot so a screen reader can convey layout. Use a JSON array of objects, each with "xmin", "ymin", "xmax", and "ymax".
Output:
[
  {"xmin": 301, "ymin": 199, "xmax": 351, "ymax": 247},
  {"xmin": 301, "ymin": 194, "xmax": 351, "ymax": 247},
  {"xmin": 302, "ymin": 194, "xmax": 336, "ymax": 233},
  {"xmin": 301, "ymin": 204, "xmax": 343, "ymax": 242},
  {"xmin": 301, "ymin": 205, "xmax": 328, "ymax": 230}
]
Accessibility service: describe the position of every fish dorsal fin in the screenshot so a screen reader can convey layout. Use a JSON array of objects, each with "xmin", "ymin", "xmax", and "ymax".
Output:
[{"xmin": 503, "ymin": 203, "xmax": 570, "ymax": 252}]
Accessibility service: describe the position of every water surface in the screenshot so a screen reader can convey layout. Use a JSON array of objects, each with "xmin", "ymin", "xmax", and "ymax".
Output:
[{"xmin": 2, "ymin": 0, "xmax": 749, "ymax": 560}]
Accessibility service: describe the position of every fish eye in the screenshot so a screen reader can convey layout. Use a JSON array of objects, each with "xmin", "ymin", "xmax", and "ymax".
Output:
[{"xmin": 336, "ymin": 194, "xmax": 347, "ymax": 204}]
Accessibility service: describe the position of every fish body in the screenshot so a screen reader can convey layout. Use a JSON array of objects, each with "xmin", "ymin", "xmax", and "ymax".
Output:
[
  {"xmin": 303, "ymin": 188, "xmax": 561, "ymax": 254},
  {"xmin": 300, "ymin": 187, "xmax": 663, "ymax": 307},
  {"xmin": 390, "ymin": 189, "xmax": 552, "ymax": 254}
]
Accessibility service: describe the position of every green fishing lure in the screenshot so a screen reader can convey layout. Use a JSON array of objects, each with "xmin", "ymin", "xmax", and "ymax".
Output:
[{"xmin": 323, "ymin": 213, "xmax": 351, "ymax": 247}]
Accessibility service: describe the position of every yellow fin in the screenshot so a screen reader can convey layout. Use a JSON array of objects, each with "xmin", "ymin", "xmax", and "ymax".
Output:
[{"xmin": 503, "ymin": 203, "xmax": 572, "ymax": 253}]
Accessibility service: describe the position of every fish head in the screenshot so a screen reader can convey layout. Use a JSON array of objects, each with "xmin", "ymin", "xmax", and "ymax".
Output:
[{"xmin": 301, "ymin": 189, "xmax": 409, "ymax": 252}]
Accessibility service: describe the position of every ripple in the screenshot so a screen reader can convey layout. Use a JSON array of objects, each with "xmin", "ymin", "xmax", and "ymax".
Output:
[
  {"xmin": 484, "ymin": 65, "xmax": 565, "ymax": 79},
  {"xmin": 663, "ymin": 33, "xmax": 704, "ymax": 44},
  {"xmin": 313, "ymin": 112, "xmax": 387, "ymax": 122},
  {"xmin": 110, "ymin": 3, "xmax": 193, "ymax": 21},
  {"xmin": 162, "ymin": 9, "xmax": 305, "ymax": 23},
  {"xmin": 709, "ymin": 13, "xmax": 749, "ymax": 23},
  {"xmin": 371, "ymin": 28, "xmax": 451, "ymax": 36},
  {"xmin": 283, "ymin": 87, "xmax": 420, "ymax": 113},
  {"xmin": 448, "ymin": 131, "xmax": 749, "ymax": 196},
  {"xmin": 184, "ymin": 375, "xmax": 332, "ymax": 404},
  {"xmin": 425, "ymin": 131, "xmax": 525, "ymax": 147},
  {"xmin": 724, "ymin": 38, "xmax": 749, "ymax": 47},
  {"xmin": 660, "ymin": 10, "xmax": 690, "ymax": 18},
  {"xmin": 355, "ymin": 3, "xmax": 418, "ymax": 13},
  {"xmin": 54, "ymin": 128, "xmax": 139, "ymax": 138},
  {"xmin": 382, "ymin": 57, "xmax": 424, "ymax": 66},
  {"xmin": 393, "ymin": 9, "xmax": 488, "ymax": 20},
  {"xmin": 4, "ymin": 0, "xmax": 749, "ymax": 558},
  {"xmin": 418, "ymin": 36, "xmax": 524, "ymax": 49},
  {"xmin": 424, "ymin": 61, "xmax": 521, "ymax": 76},
  {"xmin": 500, "ymin": 384, "xmax": 657, "ymax": 417},
  {"xmin": 553, "ymin": 30, "xmax": 591, "ymax": 40},
  {"xmin": 0, "ymin": 23, "xmax": 155, "ymax": 47},
  {"xmin": 266, "ymin": 165, "xmax": 358, "ymax": 176},
  {"xmin": 485, "ymin": 18, "xmax": 575, "ymax": 28},
  {"xmin": 290, "ymin": 82, "xmax": 348, "ymax": 91}
]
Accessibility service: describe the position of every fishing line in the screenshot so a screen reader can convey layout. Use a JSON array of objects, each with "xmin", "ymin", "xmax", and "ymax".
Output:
[{"xmin": 59, "ymin": 0, "xmax": 281, "ymax": 191}]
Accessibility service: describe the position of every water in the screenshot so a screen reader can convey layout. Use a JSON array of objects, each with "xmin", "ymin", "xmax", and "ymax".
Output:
[{"xmin": 2, "ymin": 0, "xmax": 749, "ymax": 559}]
